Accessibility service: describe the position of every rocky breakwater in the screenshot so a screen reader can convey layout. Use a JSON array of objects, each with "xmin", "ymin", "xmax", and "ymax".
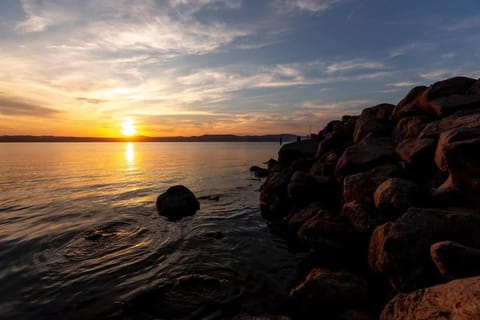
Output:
[{"xmin": 257, "ymin": 76, "xmax": 480, "ymax": 319}]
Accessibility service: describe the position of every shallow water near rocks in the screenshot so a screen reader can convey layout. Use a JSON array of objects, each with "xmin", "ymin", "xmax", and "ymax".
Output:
[{"xmin": 0, "ymin": 142, "xmax": 302, "ymax": 319}]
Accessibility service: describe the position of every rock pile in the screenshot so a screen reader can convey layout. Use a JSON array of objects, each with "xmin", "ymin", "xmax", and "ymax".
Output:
[{"xmin": 258, "ymin": 76, "xmax": 480, "ymax": 319}]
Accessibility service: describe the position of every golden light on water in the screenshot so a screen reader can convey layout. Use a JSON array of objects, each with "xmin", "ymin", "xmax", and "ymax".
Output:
[
  {"xmin": 121, "ymin": 118, "xmax": 137, "ymax": 137},
  {"xmin": 125, "ymin": 142, "xmax": 135, "ymax": 167}
]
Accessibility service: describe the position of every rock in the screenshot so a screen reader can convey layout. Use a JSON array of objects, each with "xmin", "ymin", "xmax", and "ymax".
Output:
[
  {"xmin": 290, "ymin": 268, "xmax": 368, "ymax": 313},
  {"xmin": 429, "ymin": 175, "xmax": 472, "ymax": 208},
  {"xmin": 373, "ymin": 178, "xmax": 418, "ymax": 215},
  {"xmin": 431, "ymin": 241, "xmax": 480, "ymax": 280},
  {"xmin": 316, "ymin": 117, "xmax": 356, "ymax": 159},
  {"xmin": 395, "ymin": 138, "xmax": 437, "ymax": 172},
  {"xmin": 427, "ymin": 76, "xmax": 476, "ymax": 100},
  {"xmin": 343, "ymin": 164, "xmax": 399, "ymax": 206},
  {"xmin": 156, "ymin": 185, "xmax": 200, "ymax": 220},
  {"xmin": 380, "ymin": 276, "xmax": 480, "ymax": 320},
  {"xmin": 342, "ymin": 201, "xmax": 387, "ymax": 234},
  {"xmin": 368, "ymin": 207, "xmax": 480, "ymax": 291},
  {"xmin": 434, "ymin": 127, "xmax": 480, "ymax": 171},
  {"xmin": 264, "ymin": 158, "xmax": 280, "ymax": 172},
  {"xmin": 467, "ymin": 79, "xmax": 480, "ymax": 95},
  {"xmin": 353, "ymin": 104, "xmax": 395, "ymax": 143},
  {"xmin": 392, "ymin": 86, "xmax": 428, "ymax": 120},
  {"xmin": 231, "ymin": 314, "xmax": 291, "ymax": 320},
  {"xmin": 298, "ymin": 211, "xmax": 362, "ymax": 263},
  {"xmin": 285, "ymin": 202, "xmax": 324, "ymax": 235},
  {"xmin": 428, "ymin": 94, "xmax": 480, "ymax": 117},
  {"xmin": 260, "ymin": 172, "xmax": 290, "ymax": 220},
  {"xmin": 444, "ymin": 137, "xmax": 480, "ymax": 208},
  {"xmin": 335, "ymin": 136, "xmax": 396, "ymax": 181},
  {"xmin": 278, "ymin": 140, "xmax": 318, "ymax": 166},
  {"xmin": 287, "ymin": 171, "xmax": 336, "ymax": 207},
  {"xmin": 418, "ymin": 109, "xmax": 480, "ymax": 139},
  {"xmin": 250, "ymin": 165, "xmax": 269, "ymax": 178},
  {"xmin": 393, "ymin": 116, "xmax": 428, "ymax": 142}
]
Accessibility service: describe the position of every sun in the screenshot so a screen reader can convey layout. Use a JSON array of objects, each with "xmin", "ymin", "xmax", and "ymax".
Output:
[{"xmin": 121, "ymin": 119, "xmax": 137, "ymax": 137}]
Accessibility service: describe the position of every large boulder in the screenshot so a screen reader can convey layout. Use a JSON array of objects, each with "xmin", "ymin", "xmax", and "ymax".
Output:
[
  {"xmin": 278, "ymin": 140, "xmax": 318, "ymax": 166},
  {"xmin": 368, "ymin": 207, "xmax": 480, "ymax": 291},
  {"xmin": 335, "ymin": 136, "xmax": 396, "ymax": 181},
  {"xmin": 353, "ymin": 104, "xmax": 395, "ymax": 143},
  {"xmin": 373, "ymin": 178, "xmax": 418, "ymax": 216},
  {"xmin": 434, "ymin": 127, "xmax": 480, "ymax": 171},
  {"xmin": 285, "ymin": 202, "xmax": 324, "ymax": 235},
  {"xmin": 418, "ymin": 109, "xmax": 480, "ymax": 139},
  {"xmin": 428, "ymin": 94, "xmax": 480, "ymax": 117},
  {"xmin": 395, "ymin": 138, "xmax": 437, "ymax": 176},
  {"xmin": 393, "ymin": 116, "xmax": 429, "ymax": 142},
  {"xmin": 260, "ymin": 172, "xmax": 290, "ymax": 220},
  {"xmin": 431, "ymin": 241, "xmax": 480, "ymax": 280},
  {"xmin": 343, "ymin": 164, "xmax": 398, "ymax": 206},
  {"xmin": 287, "ymin": 171, "xmax": 337, "ymax": 208},
  {"xmin": 467, "ymin": 79, "xmax": 480, "ymax": 95},
  {"xmin": 392, "ymin": 86, "xmax": 429, "ymax": 120},
  {"xmin": 156, "ymin": 185, "xmax": 200, "ymax": 220},
  {"xmin": 427, "ymin": 76, "xmax": 476, "ymax": 100},
  {"xmin": 290, "ymin": 268, "xmax": 368, "ymax": 314},
  {"xmin": 444, "ymin": 137, "xmax": 480, "ymax": 209},
  {"xmin": 316, "ymin": 117, "xmax": 356, "ymax": 159},
  {"xmin": 342, "ymin": 201, "xmax": 387, "ymax": 234},
  {"xmin": 380, "ymin": 276, "xmax": 480, "ymax": 320}
]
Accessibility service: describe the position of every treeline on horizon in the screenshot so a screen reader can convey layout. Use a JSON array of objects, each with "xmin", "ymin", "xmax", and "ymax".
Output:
[{"xmin": 0, "ymin": 134, "xmax": 298, "ymax": 143}]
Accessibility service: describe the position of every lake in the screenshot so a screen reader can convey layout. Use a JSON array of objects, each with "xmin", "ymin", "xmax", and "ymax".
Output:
[{"xmin": 0, "ymin": 142, "xmax": 302, "ymax": 319}]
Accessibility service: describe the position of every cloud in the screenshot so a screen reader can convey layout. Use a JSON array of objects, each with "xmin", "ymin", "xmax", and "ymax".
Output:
[
  {"xmin": 0, "ymin": 96, "xmax": 59, "ymax": 117},
  {"xmin": 325, "ymin": 59, "xmax": 385, "ymax": 74},
  {"xmin": 387, "ymin": 81, "xmax": 415, "ymax": 88},
  {"xmin": 273, "ymin": 0, "xmax": 343, "ymax": 13},
  {"xmin": 388, "ymin": 42, "xmax": 433, "ymax": 58},
  {"xmin": 76, "ymin": 97, "xmax": 109, "ymax": 104}
]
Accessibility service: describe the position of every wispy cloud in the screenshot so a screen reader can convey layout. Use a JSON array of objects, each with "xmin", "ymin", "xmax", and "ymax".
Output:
[
  {"xmin": 273, "ymin": 0, "xmax": 344, "ymax": 13},
  {"xmin": 387, "ymin": 81, "xmax": 416, "ymax": 88},
  {"xmin": 0, "ymin": 95, "xmax": 59, "ymax": 117},
  {"xmin": 325, "ymin": 59, "xmax": 385, "ymax": 74},
  {"xmin": 388, "ymin": 42, "xmax": 433, "ymax": 58}
]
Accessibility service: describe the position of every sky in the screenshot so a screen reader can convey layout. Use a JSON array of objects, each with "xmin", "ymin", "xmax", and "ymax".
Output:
[{"xmin": 0, "ymin": 0, "xmax": 479, "ymax": 137}]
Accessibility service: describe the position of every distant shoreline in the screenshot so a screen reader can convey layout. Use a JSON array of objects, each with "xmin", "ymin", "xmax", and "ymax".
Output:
[{"xmin": 0, "ymin": 134, "xmax": 299, "ymax": 143}]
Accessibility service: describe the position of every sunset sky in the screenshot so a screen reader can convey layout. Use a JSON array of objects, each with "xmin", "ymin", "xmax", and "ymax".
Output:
[{"xmin": 1, "ymin": 0, "xmax": 479, "ymax": 137}]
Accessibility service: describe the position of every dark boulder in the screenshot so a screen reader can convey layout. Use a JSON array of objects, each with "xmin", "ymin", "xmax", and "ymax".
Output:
[
  {"xmin": 250, "ymin": 166, "xmax": 269, "ymax": 178},
  {"xmin": 341, "ymin": 201, "xmax": 387, "ymax": 234},
  {"xmin": 418, "ymin": 108, "xmax": 480, "ymax": 139},
  {"xmin": 427, "ymin": 94, "xmax": 480, "ymax": 117},
  {"xmin": 373, "ymin": 178, "xmax": 418, "ymax": 216},
  {"xmin": 290, "ymin": 268, "xmax": 368, "ymax": 314},
  {"xmin": 431, "ymin": 241, "xmax": 480, "ymax": 280},
  {"xmin": 380, "ymin": 276, "xmax": 480, "ymax": 320},
  {"xmin": 393, "ymin": 116, "xmax": 428, "ymax": 142},
  {"xmin": 278, "ymin": 140, "xmax": 318, "ymax": 166},
  {"xmin": 353, "ymin": 104, "xmax": 395, "ymax": 143},
  {"xmin": 285, "ymin": 202, "xmax": 324, "ymax": 235},
  {"xmin": 316, "ymin": 117, "xmax": 356, "ymax": 159},
  {"xmin": 395, "ymin": 138, "xmax": 437, "ymax": 175},
  {"xmin": 392, "ymin": 86, "xmax": 429, "ymax": 120},
  {"xmin": 368, "ymin": 207, "xmax": 480, "ymax": 291},
  {"xmin": 444, "ymin": 137, "xmax": 480, "ymax": 208},
  {"xmin": 427, "ymin": 76, "xmax": 476, "ymax": 100},
  {"xmin": 335, "ymin": 136, "xmax": 396, "ymax": 182},
  {"xmin": 467, "ymin": 79, "xmax": 480, "ymax": 95},
  {"xmin": 156, "ymin": 185, "xmax": 200, "ymax": 220},
  {"xmin": 434, "ymin": 127, "xmax": 480, "ymax": 171},
  {"xmin": 287, "ymin": 171, "xmax": 337, "ymax": 208},
  {"xmin": 260, "ymin": 172, "xmax": 291, "ymax": 220}
]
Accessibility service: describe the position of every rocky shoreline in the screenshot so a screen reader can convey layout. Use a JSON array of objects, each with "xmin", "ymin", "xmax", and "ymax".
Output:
[{"xmin": 256, "ymin": 76, "xmax": 480, "ymax": 319}]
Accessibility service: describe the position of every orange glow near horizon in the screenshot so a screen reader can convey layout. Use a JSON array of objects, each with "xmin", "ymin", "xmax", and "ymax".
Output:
[{"xmin": 121, "ymin": 119, "xmax": 137, "ymax": 137}]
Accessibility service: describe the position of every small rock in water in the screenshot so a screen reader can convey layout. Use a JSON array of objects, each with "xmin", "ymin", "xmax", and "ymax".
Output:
[
  {"xmin": 156, "ymin": 185, "xmax": 200, "ymax": 220},
  {"xmin": 250, "ymin": 165, "xmax": 269, "ymax": 178}
]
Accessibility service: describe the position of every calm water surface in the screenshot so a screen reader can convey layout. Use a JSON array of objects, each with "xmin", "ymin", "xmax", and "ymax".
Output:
[{"xmin": 0, "ymin": 142, "xmax": 301, "ymax": 319}]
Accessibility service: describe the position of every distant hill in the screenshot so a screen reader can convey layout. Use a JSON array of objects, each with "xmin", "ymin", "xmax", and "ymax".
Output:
[{"xmin": 0, "ymin": 134, "xmax": 298, "ymax": 143}]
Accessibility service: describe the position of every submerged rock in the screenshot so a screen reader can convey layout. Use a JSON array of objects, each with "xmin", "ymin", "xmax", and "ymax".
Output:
[
  {"xmin": 156, "ymin": 185, "xmax": 200, "ymax": 220},
  {"xmin": 380, "ymin": 276, "xmax": 480, "ymax": 320}
]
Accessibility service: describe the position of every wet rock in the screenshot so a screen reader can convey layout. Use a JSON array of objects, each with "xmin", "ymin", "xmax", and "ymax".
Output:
[
  {"xmin": 260, "ymin": 172, "xmax": 290, "ymax": 220},
  {"xmin": 250, "ymin": 166, "xmax": 269, "ymax": 178},
  {"xmin": 368, "ymin": 207, "xmax": 480, "ymax": 291},
  {"xmin": 431, "ymin": 241, "xmax": 480, "ymax": 280},
  {"xmin": 353, "ymin": 104, "xmax": 394, "ymax": 143},
  {"xmin": 335, "ymin": 136, "xmax": 396, "ymax": 182},
  {"xmin": 393, "ymin": 116, "xmax": 428, "ymax": 142},
  {"xmin": 444, "ymin": 137, "xmax": 480, "ymax": 208},
  {"xmin": 290, "ymin": 268, "xmax": 368, "ymax": 314},
  {"xmin": 373, "ymin": 178, "xmax": 418, "ymax": 215},
  {"xmin": 392, "ymin": 86, "xmax": 428, "ymax": 120},
  {"xmin": 278, "ymin": 140, "xmax": 318, "ymax": 166},
  {"xmin": 435, "ymin": 127, "xmax": 480, "ymax": 171},
  {"xmin": 428, "ymin": 94, "xmax": 480, "ymax": 117},
  {"xmin": 343, "ymin": 164, "xmax": 398, "ymax": 206},
  {"xmin": 380, "ymin": 276, "xmax": 480, "ymax": 320},
  {"xmin": 427, "ymin": 76, "xmax": 476, "ymax": 100},
  {"xmin": 156, "ymin": 185, "xmax": 200, "ymax": 220},
  {"xmin": 287, "ymin": 171, "xmax": 336, "ymax": 208},
  {"xmin": 418, "ymin": 109, "xmax": 480, "ymax": 139}
]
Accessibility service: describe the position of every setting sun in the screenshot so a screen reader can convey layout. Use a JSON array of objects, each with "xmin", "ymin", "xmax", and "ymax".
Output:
[{"xmin": 121, "ymin": 119, "xmax": 137, "ymax": 137}]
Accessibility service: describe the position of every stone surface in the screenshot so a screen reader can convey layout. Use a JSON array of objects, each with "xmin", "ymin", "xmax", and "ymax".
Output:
[
  {"xmin": 434, "ymin": 127, "xmax": 480, "ymax": 171},
  {"xmin": 392, "ymin": 86, "xmax": 428, "ymax": 119},
  {"xmin": 278, "ymin": 140, "xmax": 318, "ymax": 166},
  {"xmin": 353, "ymin": 104, "xmax": 395, "ymax": 143},
  {"xmin": 250, "ymin": 165, "xmax": 269, "ymax": 178},
  {"xmin": 380, "ymin": 276, "xmax": 480, "ymax": 320},
  {"xmin": 287, "ymin": 171, "xmax": 336, "ymax": 207},
  {"xmin": 290, "ymin": 268, "xmax": 368, "ymax": 312},
  {"xmin": 444, "ymin": 137, "xmax": 480, "ymax": 208},
  {"xmin": 156, "ymin": 185, "xmax": 200, "ymax": 220},
  {"xmin": 431, "ymin": 241, "xmax": 480, "ymax": 280},
  {"xmin": 418, "ymin": 109, "xmax": 480, "ymax": 139},
  {"xmin": 373, "ymin": 178, "xmax": 418, "ymax": 215},
  {"xmin": 285, "ymin": 202, "xmax": 324, "ymax": 235},
  {"xmin": 260, "ymin": 172, "xmax": 290, "ymax": 220},
  {"xmin": 428, "ymin": 94, "xmax": 480, "ymax": 117},
  {"xmin": 342, "ymin": 201, "xmax": 387, "ymax": 234},
  {"xmin": 335, "ymin": 136, "xmax": 396, "ymax": 181},
  {"xmin": 395, "ymin": 138, "xmax": 437, "ymax": 169},
  {"xmin": 368, "ymin": 207, "xmax": 480, "ymax": 291},
  {"xmin": 393, "ymin": 116, "xmax": 428, "ymax": 142},
  {"xmin": 427, "ymin": 76, "xmax": 476, "ymax": 100}
]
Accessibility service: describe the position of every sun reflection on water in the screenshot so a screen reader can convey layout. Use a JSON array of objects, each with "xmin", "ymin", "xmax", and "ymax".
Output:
[{"xmin": 125, "ymin": 142, "xmax": 135, "ymax": 168}]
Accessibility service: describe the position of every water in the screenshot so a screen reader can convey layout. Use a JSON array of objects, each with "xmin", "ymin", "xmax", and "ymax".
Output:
[{"xmin": 0, "ymin": 142, "xmax": 301, "ymax": 319}]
